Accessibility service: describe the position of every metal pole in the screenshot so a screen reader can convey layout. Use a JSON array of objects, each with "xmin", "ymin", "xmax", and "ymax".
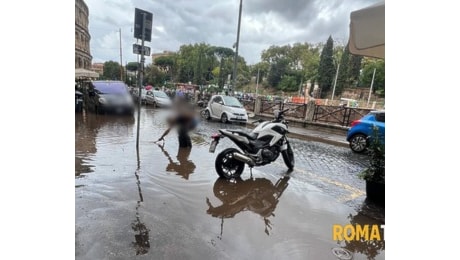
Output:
[
  {"xmin": 367, "ymin": 68, "xmax": 376, "ymax": 107},
  {"xmin": 231, "ymin": 0, "xmax": 243, "ymax": 96},
  {"xmin": 255, "ymin": 68, "xmax": 259, "ymax": 97},
  {"xmin": 331, "ymin": 63, "xmax": 340, "ymax": 100},
  {"xmin": 119, "ymin": 28, "xmax": 123, "ymax": 81},
  {"xmin": 136, "ymin": 13, "xmax": 146, "ymax": 150}
]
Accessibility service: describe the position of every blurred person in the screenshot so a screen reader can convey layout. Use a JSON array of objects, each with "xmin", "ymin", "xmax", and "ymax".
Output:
[{"xmin": 155, "ymin": 96, "xmax": 198, "ymax": 148}]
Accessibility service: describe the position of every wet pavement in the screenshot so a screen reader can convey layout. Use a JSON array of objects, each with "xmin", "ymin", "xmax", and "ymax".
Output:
[{"xmin": 75, "ymin": 107, "xmax": 384, "ymax": 260}]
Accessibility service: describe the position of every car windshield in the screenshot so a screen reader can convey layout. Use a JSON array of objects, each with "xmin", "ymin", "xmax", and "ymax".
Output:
[
  {"xmin": 154, "ymin": 91, "xmax": 169, "ymax": 98},
  {"xmin": 93, "ymin": 81, "xmax": 128, "ymax": 94},
  {"xmin": 222, "ymin": 96, "xmax": 243, "ymax": 108}
]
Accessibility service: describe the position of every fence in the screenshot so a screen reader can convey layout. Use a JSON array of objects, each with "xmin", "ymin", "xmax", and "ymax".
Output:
[
  {"xmin": 241, "ymin": 100, "xmax": 255, "ymax": 112},
  {"xmin": 312, "ymin": 105, "xmax": 372, "ymax": 126}
]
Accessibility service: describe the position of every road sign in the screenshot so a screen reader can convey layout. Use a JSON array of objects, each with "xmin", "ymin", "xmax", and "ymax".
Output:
[
  {"xmin": 133, "ymin": 44, "xmax": 151, "ymax": 56},
  {"xmin": 134, "ymin": 8, "xmax": 153, "ymax": 42}
]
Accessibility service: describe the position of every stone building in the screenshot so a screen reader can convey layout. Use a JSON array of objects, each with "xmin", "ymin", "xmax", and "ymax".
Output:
[
  {"xmin": 151, "ymin": 51, "xmax": 175, "ymax": 64},
  {"xmin": 91, "ymin": 63, "xmax": 104, "ymax": 75},
  {"xmin": 75, "ymin": 0, "xmax": 92, "ymax": 69}
]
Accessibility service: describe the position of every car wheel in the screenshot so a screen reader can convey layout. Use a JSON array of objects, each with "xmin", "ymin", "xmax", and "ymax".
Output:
[
  {"xmin": 202, "ymin": 109, "xmax": 211, "ymax": 120},
  {"xmin": 221, "ymin": 113, "xmax": 228, "ymax": 124},
  {"xmin": 349, "ymin": 134, "xmax": 368, "ymax": 153}
]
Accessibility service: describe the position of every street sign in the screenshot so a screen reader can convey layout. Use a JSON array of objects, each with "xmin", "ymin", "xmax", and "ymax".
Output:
[
  {"xmin": 134, "ymin": 8, "xmax": 153, "ymax": 42},
  {"xmin": 133, "ymin": 44, "xmax": 151, "ymax": 56}
]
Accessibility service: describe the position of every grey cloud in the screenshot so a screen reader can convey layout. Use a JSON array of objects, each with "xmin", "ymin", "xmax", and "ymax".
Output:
[{"xmin": 86, "ymin": 0, "xmax": 381, "ymax": 64}]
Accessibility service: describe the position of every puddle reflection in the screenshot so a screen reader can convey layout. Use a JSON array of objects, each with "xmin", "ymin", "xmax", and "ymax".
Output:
[
  {"xmin": 75, "ymin": 112, "xmax": 135, "ymax": 176},
  {"xmin": 131, "ymin": 149, "xmax": 150, "ymax": 255},
  {"xmin": 338, "ymin": 200, "xmax": 385, "ymax": 260},
  {"xmin": 156, "ymin": 143, "xmax": 196, "ymax": 180},
  {"xmin": 206, "ymin": 176, "xmax": 290, "ymax": 236}
]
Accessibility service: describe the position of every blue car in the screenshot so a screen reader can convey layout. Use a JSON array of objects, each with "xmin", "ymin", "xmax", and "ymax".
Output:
[{"xmin": 346, "ymin": 111, "xmax": 385, "ymax": 153}]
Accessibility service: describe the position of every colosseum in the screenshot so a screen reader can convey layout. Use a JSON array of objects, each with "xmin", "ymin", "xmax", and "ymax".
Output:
[{"xmin": 75, "ymin": 0, "xmax": 92, "ymax": 69}]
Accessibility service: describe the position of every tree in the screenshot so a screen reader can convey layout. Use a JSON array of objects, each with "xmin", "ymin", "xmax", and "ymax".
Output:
[
  {"xmin": 349, "ymin": 54, "xmax": 363, "ymax": 86},
  {"xmin": 359, "ymin": 59, "xmax": 385, "ymax": 96},
  {"xmin": 267, "ymin": 58, "xmax": 290, "ymax": 87},
  {"xmin": 154, "ymin": 56, "xmax": 174, "ymax": 71},
  {"xmin": 317, "ymin": 36, "xmax": 335, "ymax": 98},
  {"xmin": 126, "ymin": 62, "xmax": 139, "ymax": 72},
  {"xmin": 103, "ymin": 61, "xmax": 121, "ymax": 80},
  {"xmin": 335, "ymin": 45, "xmax": 350, "ymax": 96},
  {"xmin": 211, "ymin": 46, "xmax": 234, "ymax": 87},
  {"xmin": 144, "ymin": 64, "xmax": 166, "ymax": 86}
]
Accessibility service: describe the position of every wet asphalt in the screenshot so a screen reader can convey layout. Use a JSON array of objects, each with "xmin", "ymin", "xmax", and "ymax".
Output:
[{"xmin": 75, "ymin": 107, "xmax": 384, "ymax": 260}]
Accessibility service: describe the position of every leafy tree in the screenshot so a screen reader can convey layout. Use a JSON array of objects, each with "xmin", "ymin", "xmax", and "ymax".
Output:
[
  {"xmin": 335, "ymin": 45, "xmax": 350, "ymax": 96},
  {"xmin": 126, "ymin": 62, "xmax": 139, "ymax": 72},
  {"xmin": 317, "ymin": 36, "xmax": 335, "ymax": 98},
  {"xmin": 211, "ymin": 46, "xmax": 234, "ymax": 87},
  {"xmin": 349, "ymin": 54, "xmax": 363, "ymax": 86},
  {"xmin": 359, "ymin": 59, "xmax": 385, "ymax": 96},
  {"xmin": 144, "ymin": 64, "xmax": 166, "ymax": 86},
  {"xmin": 268, "ymin": 58, "xmax": 290, "ymax": 87},
  {"xmin": 103, "ymin": 61, "xmax": 121, "ymax": 80},
  {"xmin": 154, "ymin": 56, "xmax": 174, "ymax": 71}
]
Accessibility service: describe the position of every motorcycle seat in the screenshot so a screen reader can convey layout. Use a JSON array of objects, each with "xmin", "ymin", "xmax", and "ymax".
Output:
[{"xmin": 228, "ymin": 129, "xmax": 258, "ymax": 140}]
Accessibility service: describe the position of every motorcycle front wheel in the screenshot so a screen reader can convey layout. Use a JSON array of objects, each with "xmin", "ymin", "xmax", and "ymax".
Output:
[
  {"xmin": 215, "ymin": 148, "xmax": 245, "ymax": 179},
  {"xmin": 281, "ymin": 142, "xmax": 295, "ymax": 170}
]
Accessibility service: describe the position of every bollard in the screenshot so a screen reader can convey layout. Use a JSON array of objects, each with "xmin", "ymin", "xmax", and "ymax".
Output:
[{"xmin": 305, "ymin": 100, "xmax": 316, "ymax": 122}]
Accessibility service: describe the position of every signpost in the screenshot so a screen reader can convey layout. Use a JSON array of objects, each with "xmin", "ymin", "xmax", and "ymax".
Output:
[
  {"xmin": 133, "ymin": 44, "xmax": 151, "ymax": 56},
  {"xmin": 133, "ymin": 8, "xmax": 153, "ymax": 150}
]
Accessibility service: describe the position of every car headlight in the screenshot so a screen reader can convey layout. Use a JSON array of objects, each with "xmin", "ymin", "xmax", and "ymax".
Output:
[{"xmin": 98, "ymin": 97, "xmax": 107, "ymax": 104}]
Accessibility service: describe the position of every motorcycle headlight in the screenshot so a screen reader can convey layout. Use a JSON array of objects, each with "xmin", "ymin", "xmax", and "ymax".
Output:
[{"xmin": 99, "ymin": 97, "xmax": 107, "ymax": 104}]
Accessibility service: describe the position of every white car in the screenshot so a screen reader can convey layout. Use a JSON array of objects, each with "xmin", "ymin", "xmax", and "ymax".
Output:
[
  {"xmin": 146, "ymin": 90, "xmax": 172, "ymax": 107},
  {"xmin": 203, "ymin": 95, "xmax": 248, "ymax": 124}
]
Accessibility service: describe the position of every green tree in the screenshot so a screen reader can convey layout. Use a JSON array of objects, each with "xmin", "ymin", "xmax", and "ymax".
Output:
[
  {"xmin": 268, "ymin": 58, "xmax": 290, "ymax": 88},
  {"xmin": 335, "ymin": 45, "xmax": 350, "ymax": 96},
  {"xmin": 359, "ymin": 59, "xmax": 385, "ymax": 96},
  {"xmin": 126, "ymin": 62, "xmax": 139, "ymax": 72},
  {"xmin": 349, "ymin": 54, "xmax": 363, "ymax": 86},
  {"xmin": 103, "ymin": 61, "xmax": 121, "ymax": 80},
  {"xmin": 317, "ymin": 36, "xmax": 335, "ymax": 98},
  {"xmin": 144, "ymin": 64, "xmax": 166, "ymax": 86},
  {"xmin": 154, "ymin": 56, "xmax": 174, "ymax": 71},
  {"xmin": 211, "ymin": 46, "xmax": 234, "ymax": 87}
]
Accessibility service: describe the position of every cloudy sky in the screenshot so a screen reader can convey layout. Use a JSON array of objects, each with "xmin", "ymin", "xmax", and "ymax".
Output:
[{"xmin": 86, "ymin": 0, "xmax": 380, "ymax": 65}]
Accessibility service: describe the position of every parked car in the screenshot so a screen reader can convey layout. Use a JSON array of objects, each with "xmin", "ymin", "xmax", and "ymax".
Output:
[
  {"xmin": 346, "ymin": 111, "xmax": 385, "ymax": 153},
  {"xmin": 202, "ymin": 95, "xmax": 248, "ymax": 124},
  {"xmin": 145, "ymin": 90, "xmax": 172, "ymax": 107},
  {"xmin": 132, "ymin": 88, "xmax": 147, "ymax": 104},
  {"xmin": 75, "ymin": 90, "xmax": 83, "ymax": 113},
  {"xmin": 85, "ymin": 81, "xmax": 134, "ymax": 115}
]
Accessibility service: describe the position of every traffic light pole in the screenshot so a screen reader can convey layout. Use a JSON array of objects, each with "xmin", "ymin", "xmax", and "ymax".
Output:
[{"xmin": 136, "ymin": 13, "xmax": 146, "ymax": 151}]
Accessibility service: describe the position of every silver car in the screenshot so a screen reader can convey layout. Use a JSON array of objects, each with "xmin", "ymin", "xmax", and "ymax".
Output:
[{"xmin": 146, "ymin": 90, "xmax": 172, "ymax": 107}]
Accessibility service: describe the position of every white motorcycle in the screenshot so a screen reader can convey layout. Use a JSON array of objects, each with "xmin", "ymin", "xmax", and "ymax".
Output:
[{"xmin": 209, "ymin": 108, "xmax": 294, "ymax": 179}]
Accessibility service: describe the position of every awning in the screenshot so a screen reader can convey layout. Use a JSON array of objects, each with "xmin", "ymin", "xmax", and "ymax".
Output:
[
  {"xmin": 75, "ymin": 68, "xmax": 99, "ymax": 79},
  {"xmin": 349, "ymin": 1, "xmax": 385, "ymax": 59}
]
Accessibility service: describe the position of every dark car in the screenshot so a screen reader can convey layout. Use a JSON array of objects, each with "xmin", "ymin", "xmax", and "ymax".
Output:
[{"xmin": 85, "ymin": 81, "xmax": 135, "ymax": 115}]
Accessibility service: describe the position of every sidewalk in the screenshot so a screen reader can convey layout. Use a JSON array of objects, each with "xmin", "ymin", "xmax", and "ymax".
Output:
[{"xmin": 247, "ymin": 119, "xmax": 349, "ymax": 148}]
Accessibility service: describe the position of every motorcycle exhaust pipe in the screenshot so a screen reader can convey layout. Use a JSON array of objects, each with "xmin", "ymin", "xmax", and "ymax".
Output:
[{"xmin": 233, "ymin": 152, "xmax": 255, "ymax": 167}]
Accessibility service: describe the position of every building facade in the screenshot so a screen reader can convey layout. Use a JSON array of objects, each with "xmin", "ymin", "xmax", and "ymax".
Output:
[
  {"xmin": 151, "ymin": 51, "xmax": 175, "ymax": 64},
  {"xmin": 75, "ymin": 0, "xmax": 92, "ymax": 69},
  {"xmin": 91, "ymin": 63, "xmax": 104, "ymax": 75}
]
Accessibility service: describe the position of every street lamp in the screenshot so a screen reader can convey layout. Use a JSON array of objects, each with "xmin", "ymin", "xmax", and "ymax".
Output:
[{"xmin": 231, "ymin": 0, "xmax": 243, "ymax": 96}]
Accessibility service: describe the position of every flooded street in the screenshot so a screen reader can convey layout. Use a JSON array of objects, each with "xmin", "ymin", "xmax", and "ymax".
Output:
[{"xmin": 75, "ymin": 107, "xmax": 384, "ymax": 260}]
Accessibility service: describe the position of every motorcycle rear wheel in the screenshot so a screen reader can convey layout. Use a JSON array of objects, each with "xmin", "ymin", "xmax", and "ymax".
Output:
[{"xmin": 215, "ymin": 148, "xmax": 245, "ymax": 179}]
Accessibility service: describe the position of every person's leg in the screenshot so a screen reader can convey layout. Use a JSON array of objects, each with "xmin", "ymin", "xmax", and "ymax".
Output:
[{"xmin": 178, "ymin": 128, "xmax": 192, "ymax": 148}]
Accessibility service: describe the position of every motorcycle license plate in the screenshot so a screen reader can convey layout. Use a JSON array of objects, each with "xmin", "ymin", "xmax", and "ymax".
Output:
[{"xmin": 209, "ymin": 140, "xmax": 218, "ymax": 153}]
